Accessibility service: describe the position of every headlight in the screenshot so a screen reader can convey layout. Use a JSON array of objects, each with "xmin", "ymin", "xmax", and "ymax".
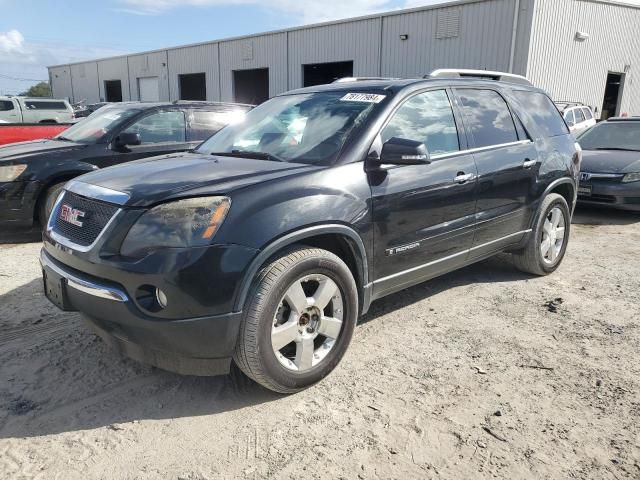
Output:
[
  {"xmin": 0, "ymin": 164, "xmax": 27, "ymax": 182},
  {"xmin": 120, "ymin": 196, "xmax": 231, "ymax": 257},
  {"xmin": 622, "ymin": 172, "xmax": 640, "ymax": 183}
]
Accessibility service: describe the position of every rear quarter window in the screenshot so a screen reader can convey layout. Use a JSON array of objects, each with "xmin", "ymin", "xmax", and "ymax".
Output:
[
  {"xmin": 24, "ymin": 101, "xmax": 68, "ymax": 110},
  {"xmin": 512, "ymin": 91, "xmax": 569, "ymax": 138}
]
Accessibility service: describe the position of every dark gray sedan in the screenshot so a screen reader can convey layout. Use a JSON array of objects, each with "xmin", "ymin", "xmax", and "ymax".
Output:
[{"xmin": 576, "ymin": 117, "xmax": 640, "ymax": 211}]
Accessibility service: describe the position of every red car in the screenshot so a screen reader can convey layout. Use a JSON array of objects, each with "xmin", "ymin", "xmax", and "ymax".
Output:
[{"xmin": 0, "ymin": 123, "xmax": 71, "ymax": 146}]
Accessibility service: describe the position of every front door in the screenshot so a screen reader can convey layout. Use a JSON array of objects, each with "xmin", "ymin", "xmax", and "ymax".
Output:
[
  {"xmin": 370, "ymin": 89, "xmax": 478, "ymax": 298},
  {"xmin": 106, "ymin": 110, "xmax": 195, "ymax": 168},
  {"xmin": 453, "ymin": 88, "xmax": 538, "ymax": 255}
]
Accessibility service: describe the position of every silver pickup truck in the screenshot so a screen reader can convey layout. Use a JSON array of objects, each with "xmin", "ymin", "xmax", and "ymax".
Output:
[{"xmin": 0, "ymin": 96, "xmax": 74, "ymax": 124}]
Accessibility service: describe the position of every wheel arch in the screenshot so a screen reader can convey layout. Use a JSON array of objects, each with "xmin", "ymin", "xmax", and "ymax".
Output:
[
  {"xmin": 233, "ymin": 224, "xmax": 371, "ymax": 314},
  {"xmin": 530, "ymin": 178, "xmax": 576, "ymax": 230}
]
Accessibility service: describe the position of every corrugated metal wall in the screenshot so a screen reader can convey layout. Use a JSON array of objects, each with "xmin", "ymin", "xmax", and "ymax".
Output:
[
  {"xmin": 527, "ymin": 0, "xmax": 640, "ymax": 117},
  {"xmin": 287, "ymin": 18, "xmax": 382, "ymax": 89},
  {"xmin": 127, "ymin": 51, "xmax": 170, "ymax": 101},
  {"xmin": 47, "ymin": 0, "xmax": 638, "ymax": 116},
  {"xmin": 69, "ymin": 63, "xmax": 100, "ymax": 103},
  {"xmin": 168, "ymin": 43, "xmax": 220, "ymax": 101},
  {"xmin": 219, "ymin": 33, "xmax": 287, "ymax": 101},
  {"xmin": 381, "ymin": 0, "xmax": 517, "ymax": 77},
  {"xmin": 49, "ymin": 66, "xmax": 73, "ymax": 101},
  {"xmin": 97, "ymin": 57, "xmax": 131, "ymax": 102}
]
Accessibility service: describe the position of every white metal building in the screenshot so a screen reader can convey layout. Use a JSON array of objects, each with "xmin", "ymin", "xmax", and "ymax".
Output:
[{"xmin": 48, "ymin": 0, "xmax": 640, "ymax": 119}]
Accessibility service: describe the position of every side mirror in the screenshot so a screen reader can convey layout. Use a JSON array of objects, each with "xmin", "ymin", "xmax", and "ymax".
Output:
[
  {"xmin": 115, "ymin": 132, "xmax": 141, "ymax": 149},
  {"xmin": 566, "ymin": 119, "xmax": 575, "ymax": 127},
  {"xmin": 379, "ymin": 137, "xmax": 431, "ymax": 165}
]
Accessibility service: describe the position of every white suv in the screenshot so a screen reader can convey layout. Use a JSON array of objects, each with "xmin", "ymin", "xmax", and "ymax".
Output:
[
  {"xmin": 0, "ymin": 96, "xmax": 74, "ymax": 124},
  {"xmin": 556, "ymin": 102, "xmax": 596, "ymax": 135}
]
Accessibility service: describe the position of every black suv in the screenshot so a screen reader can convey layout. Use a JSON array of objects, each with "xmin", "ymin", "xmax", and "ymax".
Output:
[
  {"xmin": 0, "ymin": 101, "xmax": 251, "ymax": 229},
  {"xmin": 41, "ymin": 71, "xmax": 580, "ymax": 393}
]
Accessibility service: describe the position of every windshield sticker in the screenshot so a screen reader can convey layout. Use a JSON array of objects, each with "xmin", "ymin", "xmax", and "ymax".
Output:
[{"xmin": 340, "ymin": 93, "xmax": 386, "ymax": 103}]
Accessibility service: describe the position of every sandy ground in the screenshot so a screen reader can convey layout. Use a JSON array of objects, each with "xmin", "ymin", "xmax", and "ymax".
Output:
[{"xmin": 0, "ymin": 206, "xmax": 639, "ymax": 480}]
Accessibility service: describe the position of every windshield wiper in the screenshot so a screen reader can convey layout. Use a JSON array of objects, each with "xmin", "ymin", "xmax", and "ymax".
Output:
[
  {"xmin": 209, "ymin": 150, "xmax": 286, "ymax": 163},
  {"xmin": 593, "ymin": 147, "xmax": 640, "ymax": 152},
  {"xmin": 56, "ymin": 136, "xmax": 72, "ymax": 142}
]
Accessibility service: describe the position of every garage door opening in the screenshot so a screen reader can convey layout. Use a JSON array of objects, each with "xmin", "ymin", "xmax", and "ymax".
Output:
[
  {"xmin": 179, "ymin": 73, "xmax": 207, "ymax": 101},
  {"xmin": 303, "ymin": 61, "xmax": 354, "ymax": 87},
  {"xmin": 138, "ymin": 76, "xmax": 160, "ymax": 102},
  {"xmin": 601, "ymin": 72, "xmax": 625, "ymax": 120},
  {"xmin": 104, "ymin": 80, "xmax": 123, "ymax": 102},
  {"xmin": 233, "ymin": 69, "xmax": 269, "ymax": 105}
]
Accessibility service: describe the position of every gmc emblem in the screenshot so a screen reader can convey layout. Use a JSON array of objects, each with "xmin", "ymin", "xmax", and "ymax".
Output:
[
  {"xmin": 580, "ymin": 173, "xmax": 592, "ymax": 182},
  {"xmin": 59, "ymin": 204, "xmax": 85, "ymax": 227}
]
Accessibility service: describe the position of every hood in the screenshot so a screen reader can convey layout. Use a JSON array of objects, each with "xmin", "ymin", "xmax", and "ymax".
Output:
[
  {"xmin": 580, "ymin": 149, "xmax": 640, "ymax": 174},
  {"xmin": 0, "ymin": 139, "xmax": 86, "ymax": 161},
  {"xmin": 76, "ymin": 152, "xmax": 321, "ymax": 207}
]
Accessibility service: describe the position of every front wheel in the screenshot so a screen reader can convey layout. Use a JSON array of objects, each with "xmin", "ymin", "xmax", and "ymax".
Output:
[
  {"xmin": 512, "ymin": 193, "xmax": 571, "ymax": 275},
  {"xmin": 233, "ymin": 247, "xmax": 358, "ymax": 393},
  {"xmin": 39, "ymin": 182, "xmax": 67, "ymax": 227}
]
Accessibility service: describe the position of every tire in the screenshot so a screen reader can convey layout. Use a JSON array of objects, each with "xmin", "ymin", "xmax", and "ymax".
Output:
[
  {"xmin": 39, "ymin": 182, "xmax": 67, "ymax": 227},
  {"xmin": 512, "ymin": 193, "xmax": 571, "ymax": 276},
  {"xmin": 233, "ymin": 246, "xmax": 358, "ymax": 394}
]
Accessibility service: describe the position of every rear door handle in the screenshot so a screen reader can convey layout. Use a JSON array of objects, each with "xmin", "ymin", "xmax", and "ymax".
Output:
[
  {"xmin": 454, "ymin": 173, "xmax": 476, "ymax": 184},
  {"xmin": 523, "ymin": 159, "xmax": 537, "ymax": 168}
]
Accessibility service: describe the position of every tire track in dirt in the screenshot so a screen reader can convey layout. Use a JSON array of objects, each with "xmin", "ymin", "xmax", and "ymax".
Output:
[{"xmin": 0, "ymin": 316, "xmax": 74, "ymax": 351}]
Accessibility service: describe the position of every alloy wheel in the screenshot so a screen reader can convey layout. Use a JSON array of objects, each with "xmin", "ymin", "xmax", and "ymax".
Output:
[
  {"xmin": 541, "ymin": 206, "xmax": 566, "ymax": 264},
  {"xmin": 271, "ymin": 274, "xmax": 344, "ymax": 372}
]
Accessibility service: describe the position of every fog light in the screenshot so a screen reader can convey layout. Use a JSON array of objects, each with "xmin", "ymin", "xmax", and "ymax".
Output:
[{"xmin": 155, "ymin": 288, "xmax": 168, "ymax": 308}]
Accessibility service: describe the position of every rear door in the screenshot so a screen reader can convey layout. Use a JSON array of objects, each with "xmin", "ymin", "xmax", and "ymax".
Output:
[
  {"xmin": 453, "ymin": 87, "xmax": 538, "ymax": 256},
  {"xmin": 106, "ymin": 109, "xmax": 193, "ymax": 167},
  {"xmin": 370, "ymin": 88, "xmax": 478, "ymax": 297}
]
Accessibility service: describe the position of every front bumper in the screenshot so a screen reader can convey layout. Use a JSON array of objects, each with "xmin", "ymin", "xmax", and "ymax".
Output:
[
  {"xmin": 40, "ymin": 242, "xmax": 257, "ymax": 376},
  {"xmin": 0, "ymin": 180, "xmax": 40, "ymax": 227},
  {"xmin": 577, "ymin": 179, "xmax": 640, "ymax": 212}
]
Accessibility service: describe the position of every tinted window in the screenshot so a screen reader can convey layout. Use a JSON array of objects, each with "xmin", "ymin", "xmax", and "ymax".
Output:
[
  {"xmin": 381, "ymin": 90, "xmax": 459, "ymax": 155},
  {"xmin": 187, "ymin": 110, "xmax": 246, "ymax": 142},
  {"xmin": 0, "ymin": 100, "xmax": 14, "ymax": 111},
  {"xmin": 457, "ymin": 89, "xmax": 518, "ymax": 148},
  {"xmin": 574, "ymin": 108, "xmax": 585, "ymax": 123},
  {"xmin": 582, "ymin": 107, "xmax": 593, "ymax": 120},
  {"xmin": 58, "ymin": 106, "xmax": 140, "ymax": 143},
  {"xmin": 124, "ymin": 111, "xmax": 186, "ymax": 144},
  {"xmin": 513, "ymin": 91, "xmax": 569, "ymax": 137},
  {"xmin": 24, "ymin": 101, "xmax": 68, "ymax": 110}
]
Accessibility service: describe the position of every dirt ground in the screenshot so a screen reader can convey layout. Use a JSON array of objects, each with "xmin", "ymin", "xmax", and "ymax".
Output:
[{"xmin": 0, "ymin": 206, "xmax": 639, "ymax": 480}]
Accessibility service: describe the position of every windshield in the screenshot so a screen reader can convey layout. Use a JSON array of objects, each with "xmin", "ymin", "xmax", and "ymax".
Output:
[
  {"xmin": 57, "ymin": 107, "xmax": 141, "ymax": 143},
  {"xmin": 196, "ymin": 92, "xmax": 384, "ymax": 165},
  {"xmin": 578, "ymin": 122, "xmax": 640, "ymax": 151}
]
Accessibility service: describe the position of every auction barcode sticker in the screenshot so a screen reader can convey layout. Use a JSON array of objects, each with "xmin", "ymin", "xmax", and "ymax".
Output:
[{"xmin": 340, "ymin": 93, "xmax": 387, "ymax": 103}]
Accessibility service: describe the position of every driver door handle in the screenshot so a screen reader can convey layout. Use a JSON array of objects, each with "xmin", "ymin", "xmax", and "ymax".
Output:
[
  {"xmin": 454, "ymin": 173, "xmax": 476, "ymax": 184},
  {"xmin": 523, "ymin": 158, "xmax": 537, "ymax": 168}
]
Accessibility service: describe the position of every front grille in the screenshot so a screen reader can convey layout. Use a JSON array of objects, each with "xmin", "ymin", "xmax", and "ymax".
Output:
[
  {"xmin": 578, "ymin": 193, "xmax": 616, "ymax": 203},
  {"xmin": 52, "ymin": 191, "xmax": 119, "ymax": 247}
]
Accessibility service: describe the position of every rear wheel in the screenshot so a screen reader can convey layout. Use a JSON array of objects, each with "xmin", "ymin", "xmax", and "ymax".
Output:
[
  {"xmin": 512, "ymin": 193, "xmax": 570, "ymax": 275},
  {"xmin": 39, "ymin": 182, "xmax": 66, "ymax": 227},
  {"xmin": 233, "ymin": 247, "xmax": 358, "ymax": 393}
]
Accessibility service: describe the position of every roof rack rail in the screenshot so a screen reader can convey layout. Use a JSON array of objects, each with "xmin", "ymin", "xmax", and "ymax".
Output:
[
  {"xmin": 332, "ymin": 76, "xmax": 401, "ymax": 83},
  {"xmin": 426, "ymin": 69, "xmax": 533, "ymax": 86}
]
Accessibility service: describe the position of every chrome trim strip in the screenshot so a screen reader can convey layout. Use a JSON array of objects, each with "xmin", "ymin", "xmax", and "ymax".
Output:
[
  {"xmin": 374, "ymin": 230, "xmax": 532, "ymax": 285},
  {"xmin": 580, "ymin": 172, "xmax": 624, "ymax": 179},
  {"xmin": 66, "ymin": 180, "xmax": 130, "ymax": 206},
  {"xmin": 430, "ymin": 140, "xmax": 531, "ymax": 160},
  {"xmin": 40, "ymin": 250, "xmax": 128, "ymax": 302},
  {"xmin": 46, "ymin": 189, "xmax": 122, "ymax": 253}
]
